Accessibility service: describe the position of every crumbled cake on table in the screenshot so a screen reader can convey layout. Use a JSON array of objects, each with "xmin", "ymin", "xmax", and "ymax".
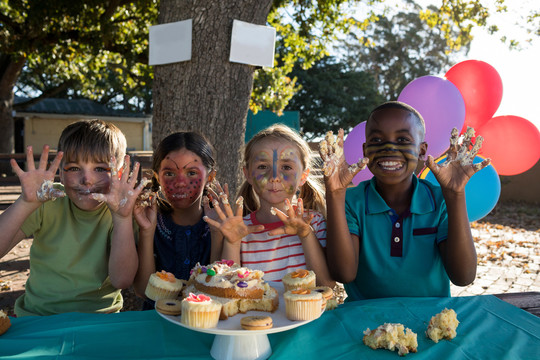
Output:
[
  {"xmin": 426, "ymin": 308, "xmax": 459, "ymax": 343},
  {"xmin": 363, "ymin": 323, "xmax": 418, "ymax": 356}
]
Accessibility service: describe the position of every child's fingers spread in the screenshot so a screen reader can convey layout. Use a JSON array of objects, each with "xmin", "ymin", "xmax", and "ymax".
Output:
[
  {"xmin": 267, "ymin": 227, "xmax": 286, "ymax": 236},
  {"xmin": 48, "ymin": 151, "xmax": 64, "ymax": 174},
  {"xmin": 270, "ymin": 207, "xmax": 288, "ymax": 222},
  {"xmin": 128, "ymin": 162, "xmax": 140, "ymax": 185},
  {"xmin": 220, "ymin": 193, "xmax": 234, "ymax": 217},
  {"xmin": 285, "ymin": 199, "xmax": 295, "ymax": 217},
  {"xmin": 235, "ymin": 196, "xmax": 244, "ymax": 217},
  {"xmin": 90, "ymin": 193, "xmax": 107, "ymax": 202},
  {"xmin": 26, "ymin": 146, "xmax": 35, "ymax": 171},
  {"xmin": 120, "ymin": 155, "xmax": 131, "ymax": 181},
  {"xmin": 296, "ymin": 198, "xmax": 304, "ymax": 217},
  {"xmin": 203, "ymin": 216, "xmax": 220, "ymax": 229},
  {"xmin": 212, "ymin": 199, "xmax": 227, "ymax": 220},
  {"xmin": 248, "ymin": 224, "xmax": 265, "ymax": 234},
  {"xmin": 38, "ymin": 145, "xmax": 50, "ymax": 170},
  {"xmin": 10, "ymin": 158, "xmax": 24, "ymax": 176},
  {"xmin": 474, "ymin": 158, "xmax": 491, "ymax": 172},
  {"xmin": 425, "ymin": 155, "xmax": 437, "ymax": 171}
]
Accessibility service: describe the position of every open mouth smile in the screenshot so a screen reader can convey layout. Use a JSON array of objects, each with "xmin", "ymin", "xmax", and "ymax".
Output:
[{"xmin": 376, "ymin": 160, "xmax": 405, "ymax": 171}]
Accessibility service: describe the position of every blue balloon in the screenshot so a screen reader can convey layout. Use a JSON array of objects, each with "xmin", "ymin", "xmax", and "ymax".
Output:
[{"xmin": 419, "ymin": 156, "xmax": 500, "ymax": 222}]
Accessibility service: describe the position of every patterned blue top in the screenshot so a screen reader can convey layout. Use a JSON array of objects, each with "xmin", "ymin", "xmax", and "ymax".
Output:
[{"xmin": 154, "ymin": 212, "xmax": 212, "ymax": 281}]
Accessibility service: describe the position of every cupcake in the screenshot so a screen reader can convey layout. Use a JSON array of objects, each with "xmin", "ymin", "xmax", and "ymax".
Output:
[
  {"xmin": 284, "ymin": 288, "xmax": 323, "ymax": 321},
  {"xmin": 282, "ymin": 269, "xmax": 316, "ymax": 291},
  {"xmin": 181, "ymin": 293, "xmax": 222, "ymax": 328},
  {"xmin": 145, "ymin": 270, "xmax": 184, "ymax": 301},
  {"xmin": 311, "ymin": 286, "xmax": 333, "ymax": 311},
  {"xmin": 0, "ymin": 310, "xmax": 11, "ymax": 335}
]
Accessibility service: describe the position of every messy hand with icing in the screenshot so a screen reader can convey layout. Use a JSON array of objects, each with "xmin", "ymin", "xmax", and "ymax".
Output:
[
  {"xmin": 203, "ymin": 191, "xmax": 264, "ymax": 246},
  {"xmin": 10, "ymin": 145, "xmax": 65, "ymax": 204},
  {"xmin": 268, "ymin": 198, "xmax": 315, "ymax": 238},
  {"xmin": 90, "ymin": 155, "xmax": 147, "ymax": 218},
  {"xmin": 426, "ymin": 127, "xmax": 491, "ymax": 193},
  {"xmin": 202, "ymin": 179, "xmax": 229, "ymax": 225},
  {"xmin": 319, "ymin": 129, "xmax": 369, "ymax": 192}
]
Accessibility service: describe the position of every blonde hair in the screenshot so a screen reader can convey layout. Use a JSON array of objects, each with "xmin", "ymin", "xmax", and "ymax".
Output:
[
  {"xmin": 238, "ymin": 124, "xmax": 326, "ymax": 217},
  {"xmin": 58, "ymin": 119, "xmax": 127, "ymax": 167}
]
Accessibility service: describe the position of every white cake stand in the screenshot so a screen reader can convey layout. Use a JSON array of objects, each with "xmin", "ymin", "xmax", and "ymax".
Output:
[{"xmin": 156, "ymin": 282, "xmax": 323, "ymax": 360}]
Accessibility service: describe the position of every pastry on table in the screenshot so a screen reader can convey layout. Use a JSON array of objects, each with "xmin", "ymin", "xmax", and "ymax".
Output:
[
  {"xmin": 282, "ymin": 269, "xmax": 316, "ymax": 291},
  {"xmin": 363, "ymin": 323, "xmax": 418, "ymax": 356},
  {"xmin": 0, "ymin": 310, "xmax": 10, "ymax": 336},
  {"xmin": 145, "ymin": 270, "xmax": 184, "ymax": 301},
  {"xmin": 283, "ymin": 288, "xmax": 323, "ymax": 321},
  {"xmin": 181, "ymin": 293, "xmax": 222, "ymax": 329},
  {"xmin": 155, "ymin": 299, "xmax": 182, "ymax": 316},
  {"xmin": 188, "ymin": 261, "xmax": 267, "ymax": 299},
  {"xmin": 240, "ymin": 315, "xmax": 273, "ymax": 330},
  {"xmin": 426, "ymin": 308, "xmax": 459, "ymax": 343}
]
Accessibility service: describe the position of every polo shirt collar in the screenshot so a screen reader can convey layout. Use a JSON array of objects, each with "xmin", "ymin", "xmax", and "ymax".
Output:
[{"xmin": 366, "ymin": 175, "xmax": 436, "ymax": 215}]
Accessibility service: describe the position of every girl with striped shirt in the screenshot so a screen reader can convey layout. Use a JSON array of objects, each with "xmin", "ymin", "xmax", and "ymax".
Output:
[{"xmin": 204, "ymin": 125, "xmax": 334, "ymax": 287}]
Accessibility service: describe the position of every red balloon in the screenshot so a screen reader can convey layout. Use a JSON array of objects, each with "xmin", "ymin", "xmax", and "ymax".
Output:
[
  {"xmin": 477, "ymin": 115, "xmax": 540, "ymax": 176},
  {"xmin": 445, "ymin": 60, "xmax": 503, "ymax": 133}
]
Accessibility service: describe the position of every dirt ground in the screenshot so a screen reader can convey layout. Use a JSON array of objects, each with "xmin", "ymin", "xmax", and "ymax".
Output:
[{"xmin": 1, "ymin": 200, "xmax": 539, "ymax": 317}]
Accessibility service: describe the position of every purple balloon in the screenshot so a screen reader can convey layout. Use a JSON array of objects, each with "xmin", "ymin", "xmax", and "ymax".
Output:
[
  {"xmin": 398, "ymin": 75, "xmax": 465, "ymax": 158},
  {"xmin": 343, "ymin": 121, "xmax": 373, "ymax": 185}
]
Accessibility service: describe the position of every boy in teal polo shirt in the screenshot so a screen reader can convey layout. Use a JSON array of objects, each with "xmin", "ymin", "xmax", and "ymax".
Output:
[
  {"xmin": 0, "ymin": 120, "xmax": 147, "ymax": 316},
  {"xmin": 321, "ymin": 101, "xmax": 490, "ymax": 301}
]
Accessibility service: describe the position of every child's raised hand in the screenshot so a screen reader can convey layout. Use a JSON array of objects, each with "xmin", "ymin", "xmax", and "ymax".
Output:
[
  {"xmin": 91, "ymin": 155, "xmax": 146, "ymax": 218},
  {"xmin": 426, "ymin": 127, "xmax": 490, "ymax": 193},
  {"xmin": 11, "ymin": 145, "xmax": 65, "ymax": 204},
  {"xmin": 134, "ymin": 192, "xmax": 157, "ymax": 231},
  {"xmin": 267, "ymin": 198, "xmax": 315, "ymax": 238},
  {"xmin": 202, "ymin": 180, "xmax": 229, "ymax": 224},
  {"xmin": 319, "ymin": 129, "xmax": 368, "ymax": 192},
  {"xmin": 203, "ymin": 193, "xmax": 264, "ymax": 246}
]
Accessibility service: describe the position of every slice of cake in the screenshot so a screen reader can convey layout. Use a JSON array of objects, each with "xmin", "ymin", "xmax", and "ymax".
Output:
[
  {"xmin": 188, "ymin": 261, "xmax": 266, "ymax": 299},
  {"xmin": 426, "ymin": 308, "xmax": 459, "ymax": 343},
  {"xmin": 363, "ymin": 323, "xmax": 418, "ymax": 356}
]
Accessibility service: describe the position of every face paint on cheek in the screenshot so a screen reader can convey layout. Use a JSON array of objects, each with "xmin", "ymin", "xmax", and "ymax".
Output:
[
  {"xmin": 252, "ymin": 171, "xmax": 269, "ymax": 193},
  {"xmin": 186, "ymin": 177, "xmax": 204, "ymax": 201}
]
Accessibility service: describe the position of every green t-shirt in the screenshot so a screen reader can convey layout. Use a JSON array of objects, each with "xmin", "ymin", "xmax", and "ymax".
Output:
[{"xmin": 15, "ymin": 186, "xmax": 122, "ymax": 316}]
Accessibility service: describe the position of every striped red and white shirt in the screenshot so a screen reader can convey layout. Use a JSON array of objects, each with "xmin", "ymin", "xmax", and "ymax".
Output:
[{"xmin": 240, "ymin": 211, "xmax": 327, "ymax": 281}]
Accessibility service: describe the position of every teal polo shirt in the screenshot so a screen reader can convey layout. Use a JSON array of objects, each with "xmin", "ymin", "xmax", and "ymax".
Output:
[{"xmin": 344, "ymin": 176, "xmax": 450, "ymax": 301}]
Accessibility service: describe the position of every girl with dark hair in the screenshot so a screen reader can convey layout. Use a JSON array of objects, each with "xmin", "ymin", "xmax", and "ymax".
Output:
[{"xmin": 132, "ymin": 131, "xmax": 222, "ymax": 310}]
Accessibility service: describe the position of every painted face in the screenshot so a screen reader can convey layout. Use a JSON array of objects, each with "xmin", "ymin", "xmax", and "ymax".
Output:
[
  {"xmin": 246, "ymin": 138, "xmax": 306, "ymax": 205},
  {"xmin": 157, "ymin": 148, "xmax": 209, "ymax": 209},
  {"xmin": 60, "ymin": 159, "xmax": 112, "ymax": 211},
  {"xmin": 363, "ymin": 108, "xmax": 426, "ymax": 185}
]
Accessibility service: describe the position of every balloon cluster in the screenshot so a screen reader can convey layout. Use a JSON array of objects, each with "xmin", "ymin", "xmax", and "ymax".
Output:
[{"xmin": 343, "ymin": 60, "xmax": 540, "ymax": 222}]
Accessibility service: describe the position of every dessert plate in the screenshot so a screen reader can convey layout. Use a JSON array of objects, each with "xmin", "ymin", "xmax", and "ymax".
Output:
[{"xmin": 156, "ymin": 281, "xmax": 324, "ymax": 360}]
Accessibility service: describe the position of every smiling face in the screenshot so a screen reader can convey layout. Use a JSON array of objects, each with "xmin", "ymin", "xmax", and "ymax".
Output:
[
  {"xmin": 244, "ymin": 138, "xmax": 307, "ymax": 207},
  {"xmin": 157, "ymin": 148, "xmax": 209, "ymax": 209},
  {"xmin": 363, "ymin": 108, "xmax": 427, "ymax": 186},
  {"xmin": 60, "ymin": 159, "xmax": 113, "ymax": 211}
]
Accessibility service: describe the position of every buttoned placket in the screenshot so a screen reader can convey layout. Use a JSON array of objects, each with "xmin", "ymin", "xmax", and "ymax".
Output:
[{"xmin": 390, "ymin": 210, "xmax": 411, "ymax": 257}]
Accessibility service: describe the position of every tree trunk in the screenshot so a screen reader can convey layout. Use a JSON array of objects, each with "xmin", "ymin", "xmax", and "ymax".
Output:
[
  {"xmin": 152, "ymin": 0, "xmax": 272, "ymax": 196},
  {"xmin": 0, "ymin": 55, "xmax": 26, "ymax": 174}
]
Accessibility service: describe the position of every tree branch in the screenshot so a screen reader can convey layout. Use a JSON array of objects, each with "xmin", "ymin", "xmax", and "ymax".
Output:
[{"xmin": 13, "ymin": 80, "xmax": 76, "ymax": 111}]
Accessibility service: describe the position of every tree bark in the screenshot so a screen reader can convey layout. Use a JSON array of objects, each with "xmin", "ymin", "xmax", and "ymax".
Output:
[
  {"xmin": 0, "ymin": 54, "xmax": 26, "ymax": 171},
  {"xmin": 152, "ymin": 0, "xmax": 273, "ymax": 196}
]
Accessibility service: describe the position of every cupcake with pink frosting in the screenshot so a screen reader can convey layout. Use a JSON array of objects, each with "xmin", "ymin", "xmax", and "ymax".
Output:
[{"xmin": 181, "ymin": 293, "xmax": 222, "ymax": 328}]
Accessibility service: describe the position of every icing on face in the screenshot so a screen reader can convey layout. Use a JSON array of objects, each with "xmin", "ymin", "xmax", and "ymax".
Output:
[{"xmin": 158, "ymin": 149, "xmax": 208, "ymax": 208}]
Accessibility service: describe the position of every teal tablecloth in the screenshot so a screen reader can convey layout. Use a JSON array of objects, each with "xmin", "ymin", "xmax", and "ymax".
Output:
[{"xmin": 1, "ymin": 295, "xmax": 539, "ymax": 359}]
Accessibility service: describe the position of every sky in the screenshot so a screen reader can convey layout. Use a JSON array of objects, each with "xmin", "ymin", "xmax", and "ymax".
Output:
[
  {"xmin": 354, "ymin": 0, "xmax": 540, "ymax": 132},
  {"xmin": 462, "ymin": 3, "xmax": 540, "ymax": 131}
]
